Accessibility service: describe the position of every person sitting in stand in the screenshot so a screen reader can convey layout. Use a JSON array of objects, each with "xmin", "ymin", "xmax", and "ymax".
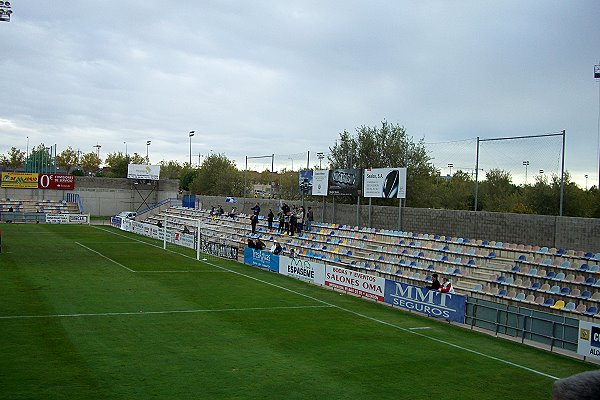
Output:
[
  {"xmin": 183, "ymin": 225, "xmax": 190, "ymax": 234},
  {"xmin": 426, "ymin": 273, "xmax": 441, "ymax": 291},
  {"xmin": 439, "ymin": 277, "xmax": 455, "ymax": 294},
  {"xmin": 228, "ymin": 207, "xmax": 237, "ymax": 218},
  {"xmin": 247, "ymin": 238, "xmax": 256, "ymax": 249},
  {"xmin": 255, "ymin": 238, "xmax": 266, "ymax": 251},
  {"xmin": 218, "ymin": 205, "xmax": 224, "ymax": 216},
  {"xmin": 270, "ymin": 240, "xmax": 282, "ymax": 255},
  {"xmin": 288, "ymin": 248, "xmax": 296, "ymax": 258},
  {"xmin": 156, "ymin": 220, "xmax": 163, "ymax": 228}
]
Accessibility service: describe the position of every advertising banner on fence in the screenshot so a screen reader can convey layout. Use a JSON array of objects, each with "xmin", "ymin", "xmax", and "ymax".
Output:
[
  {"xmin": 1, "ymin": 172, "xmax": 39, "ymax": 189},
  {"xmin": 577, "ymin": 320, "xmax": 600, "ymax": 361},
  {"xmin": 45, "ymin": 214, "xmax": 89, "ymax": 224},
  {"xmin": 363, "ymin": 168, "xmax": 407, "ymax": 199},
  {"xmin": 127, "ymin": 164, "xmax": 161, "ymax": 180},
  {"xmin": 325, "ymin": 265, "xmax": 385, "ymax": 301},
  {"xmin": 202, "ymin": 241, "xmax": 238, "ymax": 260},
  {"xmin": 172, "ymin": 231, "xmax": 196, "ymax": 250},
  {"xmin": 279, "ymin": 256, "xmax": 326, "ymax": 285},
  {"xmin": 383, "ymin": 280, "xmax": 466, "ymax": 323},
  {"xmin": 299, "ymin": 170, "xmax": 313, "ymax": 196},
  {"xmin": 38, "ymin": 174, "xmax": 75, "ymax": 190},
  {"xmin": 312, "ymin": 170, "xmax": 329, "ymax": 196},
  {"xmin": 243, "ymin": 248, "xmax": 279, "ymax": 272}
]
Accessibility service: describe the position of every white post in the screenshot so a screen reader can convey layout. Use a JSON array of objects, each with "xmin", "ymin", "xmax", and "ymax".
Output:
[
  {"xmin": 196, "ymin": 219, "xmax": 201, "ymax": 260},
  {"xmin": 163, "ymin": 216, "xmax": 167, "ymax": 249}
]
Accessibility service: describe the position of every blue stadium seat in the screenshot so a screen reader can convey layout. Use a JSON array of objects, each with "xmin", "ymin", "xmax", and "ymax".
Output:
[{"xmin": 584, "ymin": 306, "xmax": 598, "ymax": 317}]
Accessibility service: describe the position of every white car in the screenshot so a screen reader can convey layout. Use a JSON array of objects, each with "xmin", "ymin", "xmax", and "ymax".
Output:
[{"xmin": 117, "ymin": 211, "xmax": 137, "ymax": 219}]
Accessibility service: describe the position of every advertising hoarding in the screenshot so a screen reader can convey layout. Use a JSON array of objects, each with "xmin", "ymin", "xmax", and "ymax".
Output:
[
  {"xmin": 1, "ymin": 172, "xmax": 39, "ymax": 189},
  {"xmin": 325, "ymin": 265, "xmax": 385, "ymax": 301},
  {"xmin": 312, "ymin": 170, "xmax": 329, "ymax": 196},
  {"xmin": 383, "ymin": 280, "xmax": 466, "ymax": 323},
  {"xmin": 127, "ymin": 164, "xmax": 161, "ymax": 180},
  {"xmin": 279, "ymin": 256, "xmax": 325, "ymax": 285},
  {"xmin": 299, "ymin": 170, "xmax": 313, "ymax": 196},
  {"xmin": 45, "ymin": 214, "xmax": 89, "ymax": 224},
  {"xmin": 577, "ymin": 320, "xmax": 600, "ymax": 361},
  {"xmin": 38, "ymin": 174, "xmax": 75, "ymax": 190},
  {"xmin": 243, "ymin": 248, "xmax": 279, "ymax": 272},
  {"xmin": 327, "ymin": 169, "xmax": 362, "ymax": 196},
  {"xmin": 363, "ymin": 168, "xmax": 407, "ymax": 199}
]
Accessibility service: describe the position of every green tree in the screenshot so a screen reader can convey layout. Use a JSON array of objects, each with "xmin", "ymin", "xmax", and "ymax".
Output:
[
  {"xmin": 129, "ymin": 153, "xmax": 146, "ymax": 165},
  {"xmin": 189, "ymin": 153, "xmax": 243, "ymax": 196},
  {"xmin": 479, "ymin": 169, "xmax": 515, "ymax": 212},
  {"xmin": 80, "ymin": 152, "xmax": 102, "ymax": 174},
  {"xmin": 329, "ymin": 121, "xmax": 435, "ymax": 206},
  {"xmin": 105, "ymin": 152, "xmax": 129, "ymax": 178},
  {"xmin": 159, "ymin": 160, "xmax": 183, "ymax": 180},
  {"xmin": 56, "ymin": 147, "xmax": 79, "ymax": 173},
  {"xmin": 1, "ymin": 147, "xmax": 25, "ymax": 170}
]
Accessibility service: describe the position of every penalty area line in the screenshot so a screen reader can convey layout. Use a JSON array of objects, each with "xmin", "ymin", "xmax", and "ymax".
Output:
[{"xmin": 75, "ymin": 242, "xmax": 135, "ymax": 273}]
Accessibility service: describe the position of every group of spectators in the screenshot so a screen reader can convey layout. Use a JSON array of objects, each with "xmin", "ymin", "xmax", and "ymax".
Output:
[
  {"xmin": 248, "ymin": 202, "xmax": 314, "ymax": 236},
  {"xmin": 425, "ymin": 273, "xmax": 455, "ymax": 294}
]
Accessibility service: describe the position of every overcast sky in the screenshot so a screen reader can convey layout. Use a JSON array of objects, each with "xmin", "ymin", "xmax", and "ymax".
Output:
[{"xmin": 1, "ymin": 1, "xmax": 599, "ymax": 186}]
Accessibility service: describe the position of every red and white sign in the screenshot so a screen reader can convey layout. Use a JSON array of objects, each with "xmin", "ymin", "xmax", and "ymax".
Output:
[
  {"xmin": 325, "ymin": 265, "xmax": 385, "ymax": 301},
  {"xmin": 38, "ymin": 174, "xmax": 75, "ymax": 190}
]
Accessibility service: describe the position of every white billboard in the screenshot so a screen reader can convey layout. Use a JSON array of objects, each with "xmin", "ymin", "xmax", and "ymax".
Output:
[
  {"xmin": 578, "ymin": 320, "xmax": 600, "ymax": 361},
  {"xmin": 363, "ymin": 168, "xmax": 407, "ymax": 199},
  {"xmin": 312, "ymin": 170, "xmax": 329, "ymax": 196},
  {"xmin": 127, "ymin": 164, "xmax": 161, "ymax": 181},
  {"xmin": 279, "ymin": 256, "xmax": 326, "ymax": 285}
]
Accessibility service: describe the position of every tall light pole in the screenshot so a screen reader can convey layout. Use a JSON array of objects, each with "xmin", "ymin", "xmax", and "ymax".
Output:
[
  {"xmin": 288, "ymin": 157, "xmax": 294, "ymax": 171},
  {"xmin": 124, "ymin": 141, "xmax": 128, "ymax": 161},
  {"xmin": 523, "ymin": 160, "xmax": 529, "ymax": 185},
  {"xmin": 189, "ymin": 131, "xmax": 195, "ymax": 166},
  {"xmin": 316, "ymin": 152, "xmax": 324, "ymax": 169},
  {"xmin": 595, "ymin": 63, "xmax": 600, "ymax": 189},
  {"xmin": 585, "ymin": 174, "xmax": 589, "ymax": 190},
  {"xmin": 448, "ymin": 163, "xmax": 453, "ymax": 177},
  {"xmin": 146, "ymin": 140, "xmax": 151, "ymax": 164}
]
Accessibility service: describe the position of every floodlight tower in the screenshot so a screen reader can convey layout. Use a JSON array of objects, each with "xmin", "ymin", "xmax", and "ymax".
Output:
[
  {"xmin": 93, "ymin": 143, "xmax": 101, "ymax": 158},
  {"xmin": 146, "ymin": 141, "xmax": 151, "ymax": 164}
]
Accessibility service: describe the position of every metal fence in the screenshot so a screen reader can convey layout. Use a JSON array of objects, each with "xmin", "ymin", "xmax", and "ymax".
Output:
[{"xmin": 465, "ymin": 297, "xmax": 580, "ymax": 352}]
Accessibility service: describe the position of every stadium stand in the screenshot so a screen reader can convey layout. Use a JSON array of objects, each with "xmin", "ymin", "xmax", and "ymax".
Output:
[{"xmin": 142, "ymin": 205, "xmax": 600, "ymax": 319}]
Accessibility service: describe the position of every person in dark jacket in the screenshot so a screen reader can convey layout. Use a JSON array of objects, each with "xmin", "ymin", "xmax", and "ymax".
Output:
[
  {"xmin": 267, "ymin": 209, "xmax": 274, "ymax": 231},
  {"xmin": 426, "ymin": 274, "xmax": 441, "ymax": 291}
]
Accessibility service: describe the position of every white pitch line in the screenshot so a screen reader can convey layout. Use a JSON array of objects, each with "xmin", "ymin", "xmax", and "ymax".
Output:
[
  {"xmin": 0, "ymin": 305, "xmax": 334, "ymax": 320},
  {"xmin": 136, "ymin": 270, "xmax": 230, "ymax": 273},
  {"xmin": 92, "ymin": 226, "xmax": 560, "ymax": 381},
  {"xmin": 408, "ymin": 327, "xmax": 432, "ymax": 330},
  {"xmin": 75, "ymin": 242, "xmax": 136, "ymax": 273}
]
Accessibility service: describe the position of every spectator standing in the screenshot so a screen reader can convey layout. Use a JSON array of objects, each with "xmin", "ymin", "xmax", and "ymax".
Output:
[
  {"xmin": 277, "ymin": 211, "xmax": 285, "ymax": 233},
  {"xmin": 250, "ymin": 214, "xmax": 258, "ymax": 234},
  {"xmin": 267, "ymin": 209, "xmax": 274, "ymax": 231},
  {"xmin": 305, "ymin": 207, "xmax": 314, "ymax": 231},
  {"xmin": 289, "ymin": 212, "xmax": 297, "ymax": 236},
  {"xmin": 251, "ymin": 202, "xmax": 261, "ymax": 217}
]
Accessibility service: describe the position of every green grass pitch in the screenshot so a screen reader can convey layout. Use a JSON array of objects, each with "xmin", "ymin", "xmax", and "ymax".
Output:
[{"xmin": 0, "ymin": 224, "xmax": 595, "ymax": 399}]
